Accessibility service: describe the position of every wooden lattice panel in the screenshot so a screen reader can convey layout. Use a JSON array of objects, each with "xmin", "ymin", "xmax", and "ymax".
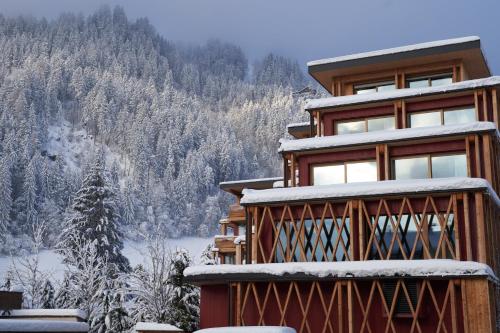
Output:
[{"xmin": 237, "ymin": 279, "xmax": 466, "ymax": 333}]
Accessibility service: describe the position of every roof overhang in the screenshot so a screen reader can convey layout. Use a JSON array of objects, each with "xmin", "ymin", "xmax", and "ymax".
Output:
[
  {"xmin": 308, "ymin": 36, "xmax": 490, "ymax": 94},
  {"xmin": 219, "ymin": 177, "xmax": 282, "ymax": 196}
]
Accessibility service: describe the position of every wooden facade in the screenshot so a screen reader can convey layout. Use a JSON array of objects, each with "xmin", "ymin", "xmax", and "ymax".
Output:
[{"xmin": 192, "ymin": 37, "xmax": 500, "ymax": 333}]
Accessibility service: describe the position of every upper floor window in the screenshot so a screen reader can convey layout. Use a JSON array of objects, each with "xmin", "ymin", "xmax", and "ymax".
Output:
[
  {"xmin": 312, "ymin": 160, "xmax": 377, "ymax": 185},
  {"xmin": 409, "ymin": 106, "xmax": 475, "ymax": 128},
  {"xmin": 407, "ymin": 73, "xmax": 452, "ymax": 88},
  {"xmin": 392, "ymin": 154, "xmax": 466, "ymax": 180},
  {"xmin": 354, "ymin": 81, "xmax": 396, "ymax": 95},
  {"xmin": 238, "ymin": 225, "xmax": 246, "ymax": 236},
  {"xmin": 336, "ymin": 116, "xmax": 395, "ymax": 135}
]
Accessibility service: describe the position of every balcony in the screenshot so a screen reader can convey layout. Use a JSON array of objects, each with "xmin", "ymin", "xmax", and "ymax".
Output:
[
  {"xmin": 186, "ymin": 260, "xmax": 498, "ymax": 333},
  {"xmin": 241, "ymin": 178, "xmax": 500, "ymax": 276}
]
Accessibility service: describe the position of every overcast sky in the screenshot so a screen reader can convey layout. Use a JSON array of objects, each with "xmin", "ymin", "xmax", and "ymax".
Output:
[{"xmin": 1, "ymin": 0, "xmax": 499, "ymax": 73}]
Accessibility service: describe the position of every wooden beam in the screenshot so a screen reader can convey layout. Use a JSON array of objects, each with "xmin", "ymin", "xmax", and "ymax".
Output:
[
  {"xmin": 482, "ymin": 134, "xmax": 493, "ymax": 186},
  {"xmin": 492, "ymin": 88, "xmax": 499, "ymax": 128},
  {"xmin": 482, "ymin": 89, "xmax": 488, "ymax": 121},
  {"xmin": 474, "ymin": 90, "xmax": 480, "ymax": 121},
  {"xmin": 474, "ymin": 192, "xmax": 487, "ymax": 263},
  {"xmin": 463, "ymin": 193, "xmax": 473, "ymax": 261}
]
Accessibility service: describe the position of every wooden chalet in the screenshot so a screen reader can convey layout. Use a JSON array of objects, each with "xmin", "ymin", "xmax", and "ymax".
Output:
[{"xmin": 186, "ymin": 36, "xmax": 500, "ymax": 333}]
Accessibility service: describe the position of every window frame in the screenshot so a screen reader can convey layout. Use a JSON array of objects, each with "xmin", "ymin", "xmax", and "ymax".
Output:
[
  {"xmin": 354, "ymin": 80, "xmax": 396, "ymax": 94},
  {"xmin": 312, "ymin": 159, "xmax": 378, "ymax": 185},
  {"xmin": 391, "ymin": 153, "xmax": 467, "ymax": 180},
  {"xmin": 406, "ymin": 72, "xmax": 453, "ymax": 88},
  {"xmin": 408, "ymin": 105, "xmax": 476, "ymax": 128},
  {"xmin": 335, "ymin": 115, "xmax": 396, "ymax": 135}
]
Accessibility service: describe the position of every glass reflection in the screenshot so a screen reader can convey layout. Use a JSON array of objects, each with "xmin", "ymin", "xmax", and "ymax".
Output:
[
  {"xmin": 346, "ymin": 161, "xmax": 377, "ymax": 182},
  {"xmin": 444, "ymin": 107, "xmax": 475, "ymax": 125},
  {"xmin": 367, "ymin": 116, "xmax": 395, "ymax": 132},
  {"xmin": 431, "ymin": 76, "xmax": 452, "ymax": 87},
  {"xmin": 313, "ymin": 164, "xmax": 344, "ymax": 185},
  {"xmin": 410, "ymin": 111, "xmax": 441, "ymax": 128},
  {"xmin": 431, "ymin": 154, "xmax": 466, "ymax": 178},
  {"xmin": 337, "ymin": 120, "xmax": 365, "ymax": 134},
  {"xmin": 393, "ymin": 157, "xmax": 429, "ymax": 180}
]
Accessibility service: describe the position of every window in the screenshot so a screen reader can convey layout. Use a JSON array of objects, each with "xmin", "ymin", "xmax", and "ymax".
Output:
[
  {"xmin": 336, "ymin": 116, "xmax": 395, "ymax": 135},
  {"xmin": 354, "ymin": 81, "xmax": 396, "ymax": 94},
  {"xmin": 392, "ymin": 154, "xmax": 466, "ymax": 180},
  {"xmin": 382, "ymin": 280, "xmax": 418, "ymax": 315},
  {"xmin": 313, "ymin": 161, "xmax": 377, "ymax": 185},
  {"xmin": 223, "ymin": 254, "xmax": 235, "ymax": 264},
  {"xmin": 407, "ymin": 73, "xmax": 452, "ymax": 88},
  {"xmin": 409, "ymin": 106, "xmax": 476, "ymax": 128},
  {"xmin": 238, "ymin": 225, "xmax": 246, "ymax": 236},
  {"xmin": 226, "ymin": 226, "xmax": 234, "ymax": 236}
]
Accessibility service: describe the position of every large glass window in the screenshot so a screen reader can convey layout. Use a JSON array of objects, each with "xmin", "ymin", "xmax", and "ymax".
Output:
[
  {"xmin": 431, "ymin": 154, "xmax": 467, "ymax": 178},
  {"xmin": 393, "ymin": 157, "xmax": 429, "ymax": 180},
  {"xmin": 407, "ymin": 73, "xmax": 452, "ymax": 88},
  {"xmin": 313, "ymin": 161, "xmax": 377, "ymax": 185},
  {"xmin": 336, "ymin": 116, "xmax": 395, "ymax": 135},
  {"xmin": 409, "ymin": 106, "xmax": 476, "ymax": 128},
  {"xmin": 392, "ymin": 154, "xmax": 466, "ymax": 180},
  {"xmin": 354, "ymin": 81, "xmax": 396, "ymax": 95}
]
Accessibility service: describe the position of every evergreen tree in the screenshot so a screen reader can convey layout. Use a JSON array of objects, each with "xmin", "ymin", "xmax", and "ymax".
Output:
[
  {"xmin": 57, "ymin": 160, "xmax": 129, "ymax": 272},
  {"xmin": 0, "ymin": 158, "xmax": 12, "ymax": 235},
  {"xmin": 200, "ymin": 243, "xmax": 217, "ymax": 265},
  {"xmin": 54, "ymin": 273, "xmax": 72, "ymax": 308},
  {"xmin": 41, "ymin": 279, "xmax": 55, "ymax": 309},
  {"xmin": 167, "ymin": 248, "xmax": 199, "ymax": 332}
]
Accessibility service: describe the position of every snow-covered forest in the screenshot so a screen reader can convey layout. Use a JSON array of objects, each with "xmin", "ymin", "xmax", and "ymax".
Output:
[{"xmin": 0, "ymin": 6, "xmax": 316, "ymax": 253}]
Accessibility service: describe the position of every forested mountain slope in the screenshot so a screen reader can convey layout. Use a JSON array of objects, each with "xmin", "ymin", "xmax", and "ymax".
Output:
[{"xmin": 0, "ymin": 6, "xmax": 315, "ymax": 252}]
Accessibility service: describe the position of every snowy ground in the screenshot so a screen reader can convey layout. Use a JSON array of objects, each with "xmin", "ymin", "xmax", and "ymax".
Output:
[{"xmin": 0, "ymin": 237, "xmax": 212, "ymax": 283}]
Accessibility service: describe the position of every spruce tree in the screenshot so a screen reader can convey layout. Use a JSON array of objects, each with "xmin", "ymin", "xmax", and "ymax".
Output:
[
  {"xmin": 41, "ymin": 279, "xmax": 55, "ymax": 309},
  {"xmin": 167, "ymin": 248, "xmax": 199, "ymax": 332},
  {"xmin": 58, "ymin": 160, "xmax": 129, "ymax": 272}
]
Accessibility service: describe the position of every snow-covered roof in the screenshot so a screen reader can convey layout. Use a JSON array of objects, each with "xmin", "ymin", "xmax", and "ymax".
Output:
[
  {"xmin": 135, "ymin": 322, "xmax": 182, "ymax": 332},
  {"xmin": 185, "ymin": 260, "xmax": 495, "ymax": 283},
  {"xmin": 5, "ymin": 309, "xmax": 87, "ymax": 320},
  {"xmin": 240, "ymin": 177, "xmax": 499, "ymax": 206},
  {"xmin": 286, "ymin": 121, "xmax": 310, "ymax": 129},
  {"xmin": 308, "ymin": 36, "xmax": 480, "ymax": 67},
  {"xmin": 234, "ymin": 235, "xmax": 246, "ymax": 244},
  {"xmin": 220, "ymin": 177, "xmax": 283, "ymax": 186},
  {"xmin": 195, "ymin": 327, "xmax": 296, "ymax": 333},
  {"xmin": 279, "ymin": 122, "xmax": 497, "ymax": 153},
  {"xmin": 305, "ymin": 76, "xmax": 500, "ymax": 111},
  {"xmin": 0, "ymin": 319, "xmax": 89, "ymax": 332}
]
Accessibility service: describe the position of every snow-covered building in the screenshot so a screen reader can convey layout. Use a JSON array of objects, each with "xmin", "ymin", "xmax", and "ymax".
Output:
[{"xmin": 186, "ymin": 36, "xmax": 500, "ymax": 333}]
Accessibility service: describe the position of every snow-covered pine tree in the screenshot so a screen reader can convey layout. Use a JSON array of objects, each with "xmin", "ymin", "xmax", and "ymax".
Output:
[
  {"xmin": 167, "ymin": 248, "xmax": 199, "ymax": 332},
  {"xmin": 200, "ymin": 243, "xmax": 216, "ymax": 265},
  {"xmin": 0, "ymin": 157, "xmax": 12, "ymax": 235},
  {"xmin": 40, "ymin": 279, "xmax": 55, "ymax": 309},
  {"xmin": 57, "ymin": 159, "xmax": 129, "ymax": 273},
  {"xmin": 54, "ymin": 273, "xmax": 72, "ymax": 308}
]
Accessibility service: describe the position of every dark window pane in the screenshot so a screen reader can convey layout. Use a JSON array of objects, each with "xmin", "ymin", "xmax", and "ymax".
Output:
[{"xmin": 431, "ymin": 76, "xmax": 452, "ymax": 86}]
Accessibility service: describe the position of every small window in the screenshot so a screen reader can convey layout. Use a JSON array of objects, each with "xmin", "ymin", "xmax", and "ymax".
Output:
[
  {"xmin": 346, "ymin": 161, "xmax": 377, "ymax": 183},
  {"xmin": 354, "ymin": 81, "xmax": 396, "ymax": 94},
  {"xmin": 226, "ymin": 226, "xmax": 234, "ymax": 236},
  {"xmin": 312, "ymin": 161, "xmax": 377, "ymax": 185},
  {"xmin": 312, "ymin": 164, "xmax": 345, "ymax": 186},
  {"xmin": 367, "ymin": 117, "xmax": 396, "ymax": 132},
  {"xmin": 382, "ymin": 281, "xmax": 418, "ymax": 315},
  {"xmin": 444, "ymin": 107, "xmax": 475, "ymax": 125},
  {"xmin": 336, "ymin": 116, "xmax": 395, "ymax": 135},
  {"xmin": 238, "ymin": 225, "xmax": 246, "ymax": 236},
  {"xmin": 336, "ymin": 120, "xmax": 365, "ymax": 135},
  {"xmin": 407, "ymin": 73, "xmax": 452, "ymax": 88},
  {"xmin": 393, "ymin": 154, "xmax": 467, "ymax": 180},
  {"xmin": 393, "ymin": 157, "xmax": 429, "ymax": 180},
  {"xmin": 409, "ymin": 111, "xmax": 441, "ymax": 128},
  {"xmin": 223, "ymin": 255, "xmax": 235, "ymax": 264},
  {"xmin": 431, "ymin": 154, "xmax": 467, "ymax": 178}
]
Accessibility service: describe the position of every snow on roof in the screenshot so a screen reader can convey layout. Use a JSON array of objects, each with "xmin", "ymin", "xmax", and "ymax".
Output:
[
  {"xmin": 240, "ymin": 177, "xmax": 499, "ymax": 206},
  {"xmin": 5, "ymin": 309, "xmax": 87, "ymax": 320},
  {"xmin": 234, "ymin": 235, "xmax": 246, "ymax": 244},
  {"xmin": 307, "ymin": 36, "xmax": 480, "ymax": 67},
  {"xmin": 135, "ymin": 322, "xmax": 182, "ymax": 332},
  {"xmin": 195, "ymin": 327, "xmax": 296, "ymax": 333},
  {"xmin": 185, "ymin": 260, "xmax": 495, "ymax": 282},
  {"xmin": 279, "ymin": 122, "xmax": 497, "ymax": 153},
  {"xmin": 0, "ymin": 319, "xmax": 88, "ymax": 332},
  {"xmin": 219, "ymin": 177, "xmax": 283, "ymax": 186},
  {"xmin": 286, "ymin": 121, "xmax": 310, "ymax": 129},
  {"xmin": 305, "ymin": 76, "xmax": 500, "ymax": 110}
]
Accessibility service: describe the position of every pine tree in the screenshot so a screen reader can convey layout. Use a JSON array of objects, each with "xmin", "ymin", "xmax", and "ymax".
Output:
[
  {"xmin": 167, "ymin": 248, "xmax": 199, "ymax": 332},
  {"xmin": 200, "ymin": 244, "xmax": 216, "ymax": 265},
  {"xmin": 0, "ymin": 158, "xmax": 12, "ymax": 235},
  {"xmin": 54, "ymin": 273, "xmax": 72, "ymax": 308},
  {"xmin": 40, "ymin": 279, "xmax": 55, "ymax": 309},
  {"xmin": 57, "ymin": 159, "xmax": 130, "ymax": 272}
]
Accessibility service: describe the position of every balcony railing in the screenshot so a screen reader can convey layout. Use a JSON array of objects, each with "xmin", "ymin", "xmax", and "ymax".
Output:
[{"xmin": 245, "ymin": 185, "xmax": 499, "ymax": 276}]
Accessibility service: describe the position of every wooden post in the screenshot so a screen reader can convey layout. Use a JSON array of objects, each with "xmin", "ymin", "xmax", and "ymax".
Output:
[
  {"xmin": 283, "ymin": 156, "xmax": 289, "ymax": 188},
  {"xmin": 463, "ymin": 279, "xmax": 496, "ymax": 333},
  {"xmin": 463, "ymin": 193, "xmax": 473, "ymax": 261},
  {"xmin": 482, "ymin": 134, "xmax": 493, "ymax": 186},
  {"xmin": 316, "ymin": 111, "xmax": 322, "ymax": 137},
  {"xmin": 348, "ymin": 281, "xmax": 353, "ymax": 333},
  {"xmin": 482, "ymin": 89, "xmax": 488, "ymax": 121},
  {"xmin": 291, "ymin": 154, "xmax": 296, "ymax": 187},
  {"xmin": 309, "ymin": 112, "xmax": 315, "ymax": 137},
  {"xmin": 252, "ymin": 207, "xmax": 258, "ymax": 264},
  {"xmin": 474, "ymin": 90, "xmax": 480, "ymax": 121},
  {"xmin": 475, "ymin": 192, "xmax": 487, "ymax": 263},
  {"xmin": 492, "ymin": 88, "xmax": 499, "ymax": 128},
  {"xmin": 236, "ymin": 283, "xmax": 241, "ymax": 326}
]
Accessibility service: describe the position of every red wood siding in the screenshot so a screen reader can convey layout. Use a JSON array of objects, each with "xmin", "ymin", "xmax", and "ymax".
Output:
[{"xmin": 200, "ymin": 285, "xmax": 229, "ymax": 329}]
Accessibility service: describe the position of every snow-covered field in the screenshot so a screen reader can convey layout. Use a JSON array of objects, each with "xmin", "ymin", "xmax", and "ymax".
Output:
[{"xmin": 0, "ymin": 237, "xmax": 212, "ymax": 283}]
